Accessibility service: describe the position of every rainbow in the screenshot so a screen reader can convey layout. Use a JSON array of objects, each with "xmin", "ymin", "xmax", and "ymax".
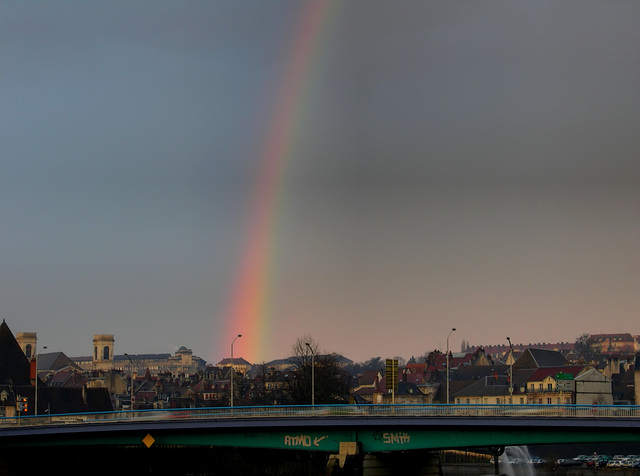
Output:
[{"xmin": 217, "ymin": 0, "xmax": 338, "ymax": 363}]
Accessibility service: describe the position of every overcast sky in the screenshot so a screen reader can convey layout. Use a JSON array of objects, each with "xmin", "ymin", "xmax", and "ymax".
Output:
[{"xmin": 1, "ymin": 1, "xmax": 639, "ymax": 365}]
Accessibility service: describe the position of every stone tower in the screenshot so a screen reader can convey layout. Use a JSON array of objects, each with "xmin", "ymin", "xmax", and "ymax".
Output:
[
  {"xmin": 16, "ymin": 332, "xmax": 37, "ymax": 360},
  {"xmin": 93, "ymin": 334, "xmax": 114, "ymax": 371}
]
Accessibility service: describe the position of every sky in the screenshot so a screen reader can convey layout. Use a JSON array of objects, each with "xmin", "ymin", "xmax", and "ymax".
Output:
[{"xmin": 1, "ymin": 1, "xmax": 639, "ymax": 366}]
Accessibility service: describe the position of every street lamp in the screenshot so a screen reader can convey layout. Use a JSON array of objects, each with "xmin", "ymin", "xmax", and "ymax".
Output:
[
  {"xmin": 305, "ymin": 342, "xmax": 315, "ymax": 406},
  {"xmin": 124, "ymin": 353, "xmax": 133, "ymax": 411},
  {"xmin": 34, "ymin": 343, "xmax": 46, "ymax": 416},
  {"xmin": 230, "ymin": 334, "xmax": 242, "ymax": 407},
  {"xmin": 446, "ymin": 328, "xmax": 456, "ymax": 404},
  {"xmin": 507, "ymin": 337, "xmax": 514, "ymax": 402}
]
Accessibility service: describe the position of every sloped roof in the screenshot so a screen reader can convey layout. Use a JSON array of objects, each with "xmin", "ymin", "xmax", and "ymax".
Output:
[
  {"xmin": 527, "ymin": 366, "xmax": 587, "ymax": 382},
  {"xmin": 38, "ymin": 352, "xmax": 82, "ymax": 372},
  {"xmin": 529, "ymin": 348, "xmax": 567, "ymax": 367},
  {"xmin": 0, "ymin": 321, "xmax": 32, "ymax": 386},
  {"xmin": 428, "ymin": 353, "xmax": 475, "ymax": 371},
  {"xmin": 47, "ymin": 370, "xmax": 88, "ymax": 388},
  {"xmin": 513, "ymin": 348, "xmax": 567, "ymax": 370},
  {"xmin": 453, "ymin": 375, "xmax": 510, "ymax": 398},
  {"xmin": 218, "ymin": 357, "xmax": 252, "ymax": 367},
  {"xmin": 454, "ymin": 364, "xmax": 509, "ymax": 382},
  {"xmin": 359, "ymin": 370, "xmax": 381, "ymax": 386}
]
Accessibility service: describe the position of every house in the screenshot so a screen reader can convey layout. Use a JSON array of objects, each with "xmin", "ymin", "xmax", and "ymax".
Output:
[
  {"xmin": 350, "ymin": 370, "xmax": 382, "ymax": 403},
  {"xmin": 524, "ymin": 366, "xmax": 587, "ymax": 405},
  {"xmin": 371, "ymin": 377, "xmax": 432, "ymax": 404},
  {"xmin": 453, "ymin": 374, "xmax": 511, "ymax": 405},
  {"xmin": 574, "ymin": 368, "xmax": 613, "ymax": 405}
]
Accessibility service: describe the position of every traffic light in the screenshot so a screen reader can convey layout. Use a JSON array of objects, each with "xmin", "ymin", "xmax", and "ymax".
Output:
[{"xmin": 17, "ymin": 396, "xmax": 28, "ymax": 413}]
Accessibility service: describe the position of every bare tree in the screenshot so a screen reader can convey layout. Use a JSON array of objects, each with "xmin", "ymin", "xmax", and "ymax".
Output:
[
  {"xmin": 287, "ymin": 335, "xmax": 350, "ymax": 405},
  {"xmin": 290, "ymin": 334, "xmax": 320, "ymax": 369}
]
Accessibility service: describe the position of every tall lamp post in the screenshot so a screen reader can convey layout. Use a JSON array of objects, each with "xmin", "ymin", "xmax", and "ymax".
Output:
[
  {"xmin": 305, "ymin": 342, "xmax": 315, "ymax": 406},
  {"xmin": 446, "ymin": 328, "xmax": 456, "ymax": 404},
  {"xmin": 34, "ymin": 345, "xmax": 46, "ymax": 416},
  {"xmin": 230, "ymin": 334, "xmax": 242, "ymax": 407},
  {"xmin": 506, "ymin": 337, "xmax": 514, "ymax": 403},
  {"xmin": 124, "ymin": 353, "xmax": 133, "ymax": 411}
]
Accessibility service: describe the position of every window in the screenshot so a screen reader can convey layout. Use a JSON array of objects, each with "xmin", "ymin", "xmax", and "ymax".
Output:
[
  {"xmin": 103, "ymin": 346, "xmax": 110, "ymax": 360},
  {"xmin": 520, "ymin": 397, "xmax": 525, "ymax": 404},
  {"xmin": 547, "ymin": 383, "xmax": 553, "ymax": 391},
  {"xmin": 547, "ymin": 398, "xmax": 552, "ymax": 405}
]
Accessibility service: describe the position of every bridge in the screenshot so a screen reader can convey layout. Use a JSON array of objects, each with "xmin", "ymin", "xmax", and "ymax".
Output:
[{"xmin": 2, "ymin": 403, "xmax": 640, "ymax": 453}]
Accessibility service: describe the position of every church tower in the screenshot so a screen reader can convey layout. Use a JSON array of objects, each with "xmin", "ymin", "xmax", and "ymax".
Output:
[
  {"xmin": 93, "ymin": 334, "xmax": 114, "ymax": 371},
  {"xmin": 16, "ymin": 332, "xmax": 37, "ymax": 360}
]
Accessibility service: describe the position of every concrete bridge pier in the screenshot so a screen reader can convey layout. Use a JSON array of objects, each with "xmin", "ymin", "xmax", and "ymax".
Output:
[{"xmin": 359, "ymin": 452, "xmax": 443, "ymax": 476}]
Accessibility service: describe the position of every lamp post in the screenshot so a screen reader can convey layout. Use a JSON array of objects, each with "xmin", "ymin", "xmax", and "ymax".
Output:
[
  {"xmin": 34, "ymin": 345, "xmax": 46, "ymax": 416},
  {"xmin": 230, "ymin": 334, "xmax": 242, "ymax": 407},
  {"xmin": 507, "ymin": 337, "xmax": 514, "ymax": 403},
  {"xmin": 305, "ymin": 342, "xmax": 315, "ymax": 406},
  {"xmin": 446, "ymin": 328, "xmax": 456, "ymax": 404},
  {"xmin": 124, "ymin": 353, "xmax": 133, "ymax": 411}
]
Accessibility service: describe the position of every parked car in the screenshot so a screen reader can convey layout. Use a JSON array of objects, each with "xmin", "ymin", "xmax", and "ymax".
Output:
[
  {"xmin": 557, "ymin": 458, "xmax": 582, "ymax": 467},
  {"xmin": 586, "ymin": 455, "xmax": 611, "ymax": 468},
  {"xmin": 527, "ymin": 457, "xmax": 544, "ymax": 467}
]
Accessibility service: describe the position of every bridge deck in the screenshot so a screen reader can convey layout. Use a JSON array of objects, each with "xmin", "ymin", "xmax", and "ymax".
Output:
[{"xmin": 2, "ymin": 404, "xmax": 640, "ymax": 452}]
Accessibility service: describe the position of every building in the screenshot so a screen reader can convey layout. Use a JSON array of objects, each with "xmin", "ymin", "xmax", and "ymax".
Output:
[
  {"xmin": 590, "ymin": 333, "xmax": 638, "ymax": 356},
  {"xmin": 15, "ymin": 332, "xmax": 37, "ymax": 360},
  {"xmin": 218, "ymin": 357, "xmax": 252, "ymax": 374},
  {"xmin": 524, "ymin": 366, "xmax": 587, "ymax": 405},
  {"xmin": 453, "ymin": 375, "xmax": 511, "ymax": 405},
  {"xmin": 72, "ymin": 336, "xmax": 206, "ymax": 376}
]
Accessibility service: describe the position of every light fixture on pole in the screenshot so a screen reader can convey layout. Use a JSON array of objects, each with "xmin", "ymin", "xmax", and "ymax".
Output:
[
  {"xmin": 230, "ymin": 334, "xmax": 242, "ymax": 407},
  {"xmin": 446, "ymin": 328, "xmax": 456, "ymax": 404},
  {"xmin": 507, "ymin": 337, "xmax": 514, "ymax": 402},
  {"xmin": 34, "ymin": 343, "xmax": 46, "ymax": 416},
  {"xmin": 305, "ymin": 342, "xmax": 315, "ymax": 406}
]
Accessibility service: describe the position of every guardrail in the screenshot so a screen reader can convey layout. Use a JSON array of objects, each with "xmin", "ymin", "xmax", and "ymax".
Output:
[{"xmin": 2, "ymin": 403, "xmax": 639, "ymax": 429}]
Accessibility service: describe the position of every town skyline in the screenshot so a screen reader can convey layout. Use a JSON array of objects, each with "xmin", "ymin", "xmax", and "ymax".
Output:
[{"xmin": 15, "ymin": 321, "xmax": 637, "ymax": 367}]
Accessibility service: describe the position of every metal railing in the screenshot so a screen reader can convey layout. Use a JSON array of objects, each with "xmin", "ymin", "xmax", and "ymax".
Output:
[{"xmin": 2, "ymin": 403, "xmax": 639, "ymax": 429}]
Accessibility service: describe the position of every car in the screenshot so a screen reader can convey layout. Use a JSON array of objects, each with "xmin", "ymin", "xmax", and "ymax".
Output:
[
  {"xmin": 527, "ymin": 457, "xmax": 544, "ymax": 467},
  {"xmin": 558, "ymin": 459, "xmax": 583, "ymax": 467}
]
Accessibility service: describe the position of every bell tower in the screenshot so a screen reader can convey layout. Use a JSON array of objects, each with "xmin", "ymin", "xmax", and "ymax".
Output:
[
  {"xmin": 16, "ymin": 332, "xmax": 37, "ymax": 360},
  {"xmin": 93, "ymin": 334, "xmax": 114, "ymax": 371}
]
